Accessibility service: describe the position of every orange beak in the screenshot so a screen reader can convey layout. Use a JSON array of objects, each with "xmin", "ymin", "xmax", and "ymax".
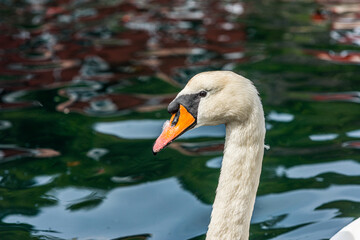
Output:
[{"xmin": 153, "ymin": 104, "xmax": 196, "ymax": 154}]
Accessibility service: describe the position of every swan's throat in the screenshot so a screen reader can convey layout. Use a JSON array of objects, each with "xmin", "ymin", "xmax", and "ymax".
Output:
[{"xmin": 206, "ymin": 118, "xmax": 265, "ymax": 240}]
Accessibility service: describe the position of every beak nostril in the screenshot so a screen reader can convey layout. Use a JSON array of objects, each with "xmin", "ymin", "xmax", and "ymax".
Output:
[{"xmin": 171, "ymin": 109, "xmax": 180, "ymax": 127}]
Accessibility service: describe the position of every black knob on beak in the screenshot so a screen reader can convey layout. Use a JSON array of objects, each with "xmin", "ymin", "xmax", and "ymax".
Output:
[{"xmin": 167, "ymin": 100, "xmax": 180, "ymax": 114}]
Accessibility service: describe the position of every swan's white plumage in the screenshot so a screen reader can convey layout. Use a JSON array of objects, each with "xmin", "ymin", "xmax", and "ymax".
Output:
[
  {"xmin": 170, "ymin": 71, "xmax": 359, "ymax": 240},
  {"xmin": 331, "ymin": 218, "xmax": 360, "ymax": 240},
  {"xmin": 177, "ymin": 71, "xmax": 265, "ymax": 240}
]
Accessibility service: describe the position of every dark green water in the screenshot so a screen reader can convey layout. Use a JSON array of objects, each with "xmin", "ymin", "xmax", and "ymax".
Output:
[{"xmin": 1, "ymin": 0, "xmax": 360, "ymax": 240}]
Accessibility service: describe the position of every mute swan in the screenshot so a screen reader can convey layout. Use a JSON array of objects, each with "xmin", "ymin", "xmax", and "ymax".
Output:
[{"xmin": 152, "ymin": 71, "xmax": 360, "ymax": 240}]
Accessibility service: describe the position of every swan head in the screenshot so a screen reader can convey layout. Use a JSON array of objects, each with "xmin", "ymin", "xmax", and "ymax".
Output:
[{"xmin": 153, "ymin": 71, "xmax": 260, "ymax": 154}]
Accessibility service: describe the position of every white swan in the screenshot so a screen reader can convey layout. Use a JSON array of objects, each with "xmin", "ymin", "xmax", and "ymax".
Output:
[{"xmin": 152, "ymin": 71, "xmax": 360, "ymax": 240}]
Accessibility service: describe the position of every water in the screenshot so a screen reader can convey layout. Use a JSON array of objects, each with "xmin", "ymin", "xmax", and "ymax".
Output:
[{"xmin": 0, "ymin": 0, "xmax": 359, "ymax": 240}]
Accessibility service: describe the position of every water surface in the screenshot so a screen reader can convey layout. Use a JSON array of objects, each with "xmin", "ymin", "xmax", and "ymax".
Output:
[{"xmin": 1, "ymin": 0, "xmax": 360, "ymax": 240}]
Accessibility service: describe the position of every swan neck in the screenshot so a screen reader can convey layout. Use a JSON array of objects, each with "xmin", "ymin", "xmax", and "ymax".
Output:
[{"xmin": 206, "ymin": 112, "xmax": 265, "ymax": 240}]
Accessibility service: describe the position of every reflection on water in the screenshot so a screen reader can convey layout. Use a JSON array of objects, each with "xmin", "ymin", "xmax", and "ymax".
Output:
[
  {"xmin": 267, "ymin": 111, "xmax": 294, "ymax": 123},
  {"xmin": 4, "ymin": 178, "xmax": 210, "ymax": 240},
  {"xmin": 253, "ymin": 185, "xmax": 360, "ymax": 240},
  {"xmin": 1, "ymin": 0, "xmax": 359, "ymax": 239},
  {"xmin": 31, "ymin": 175, "xmax": 59, "ymax": 187},
  {"xmin": 309, "ymin": 133, "xmax": 338, "ymax": 141},
  {"xmin": 347, "ymin": 129, "xmax": 360, "ymax": 138},
  {"xmin": 0, "ymin": 144, "xmax": 60, "ymax": 164},
  {"xmin": 206, "ymin": 156, "xmax": 222, "ymax": 169},
  {"xmin": 270, "ymin": 218, "xmax": 353, "ymax": 240},
  {"xmin": 94, "ymin": 120, "xmax": 225, "ymax": 139},
  {"xmin": 86, "ymin": 148, "xmax": 109, "ymax": 161},
  {"xmin": 276, "ymin": 160, "xmax": 360, "ymax": 179}
]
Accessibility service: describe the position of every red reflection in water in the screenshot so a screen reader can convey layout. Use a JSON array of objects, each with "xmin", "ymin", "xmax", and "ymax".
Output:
[
  {"xmin": 306, "ymin": 50, "xmax": 360, "ymax": 64},
  {"xmin": 342, "ymin": 141, "xmax": 360, "ymax": 149},
  {"xmin": 0, "ymin": 0, "xmax": 251, "ymax": 115},
  {"xmin": 312, "ymin": 0, "xmax": 360, "ymax": 46},
  {"xmin": 170, "ymin": 141, "xmax": 224, "ymax": 156},
  {"xmin": 312, "ymin": 92, "xmax": 360, "ymax": 103},
  {"xmin": 0, "ymin": 145, "xmax": 60, "ymax": 163}
]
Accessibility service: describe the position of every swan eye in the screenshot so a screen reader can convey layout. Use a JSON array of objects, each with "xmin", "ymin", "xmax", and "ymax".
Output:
[{"xmin": 199, "ymin": 90, "xmax": 207, "ymax": 97}]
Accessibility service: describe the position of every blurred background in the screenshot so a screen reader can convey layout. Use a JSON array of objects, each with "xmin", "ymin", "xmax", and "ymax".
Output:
[{"xmin": 1, "ymin": 0, "xmax": 360, "ymax": 239}]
